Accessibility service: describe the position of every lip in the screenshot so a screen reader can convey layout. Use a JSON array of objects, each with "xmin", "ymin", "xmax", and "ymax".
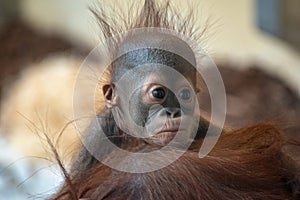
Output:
[
  {"xmin": 156, "ymin": 127, "xmax": 179, "ymax": 134},
  {"xmin": 148, "ymin": 119, "xmax": 182, "ymax": 143},
  {"xmin": 152, "ymin": 129, "xmax": 179, "ymax": 141}
]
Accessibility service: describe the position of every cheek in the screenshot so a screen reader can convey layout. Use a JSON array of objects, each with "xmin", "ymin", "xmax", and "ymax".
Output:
[{"xmin": 128, "ymin": 94, "xmax": 149, "ymax": 127}]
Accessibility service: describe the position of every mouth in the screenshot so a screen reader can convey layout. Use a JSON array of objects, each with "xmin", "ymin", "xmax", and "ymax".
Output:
[
  {"xmin": 146, "ymin": 119, "xmax": 182, "ymax": 145},
  {"xmin": 156, "ymin": 129, "xmax": 178, "ymax": 137},
  {"xmin": 151, "ymin": 126, "xmax": 180, "ymax": 144}
]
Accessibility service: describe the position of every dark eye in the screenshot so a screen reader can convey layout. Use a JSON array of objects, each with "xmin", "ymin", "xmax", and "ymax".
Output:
[
  {"xmin": 151, "ymin": 87, "xmax": 166, "ymax": 99},
  {"xmin": 179, "ymin": 88, "xmax": 191, "ymax": 100}
]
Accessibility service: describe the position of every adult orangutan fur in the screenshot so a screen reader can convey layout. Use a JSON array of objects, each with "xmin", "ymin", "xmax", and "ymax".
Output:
[
  {"xmin": 51, "ymin": 0, "xmax": 300, "ymax": 199},
  {"xmin": 52, "ymin": 124, "xmax": 299, "ymax": 199}
]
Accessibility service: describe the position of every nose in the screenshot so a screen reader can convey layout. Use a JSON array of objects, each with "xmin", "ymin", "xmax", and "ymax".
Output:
[{"xmin": 165, "ymin": 107, "xmax": 181, "ymax": 118}]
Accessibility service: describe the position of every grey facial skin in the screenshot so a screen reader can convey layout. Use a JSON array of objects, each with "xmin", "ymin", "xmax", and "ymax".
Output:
[
  {"xmin": 105, "ymin": 44, "xmax": 196, "ymax": 143},
  {"xmin": 112, "ymin": 62, "xmax": 197, "ymax": 145},
  {"xmin": 104, "ymin": 32, "xmax": 198, "ymax": 143}
]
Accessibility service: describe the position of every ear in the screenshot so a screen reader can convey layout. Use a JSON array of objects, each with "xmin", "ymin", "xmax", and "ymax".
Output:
[{"xmin": 102, "ymin": 84, "xmax": 117, "ymax": 108}]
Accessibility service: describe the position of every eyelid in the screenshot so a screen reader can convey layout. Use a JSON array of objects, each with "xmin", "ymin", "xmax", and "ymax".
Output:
[{"xmin": 145, "ymin": 84, "xmax": 168, "ymax": 103}]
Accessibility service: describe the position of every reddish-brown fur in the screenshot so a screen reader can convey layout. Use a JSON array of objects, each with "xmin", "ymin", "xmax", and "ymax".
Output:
[{"xmin": 52, "ymin": 124, "xmax": 299, "ymax": 199}]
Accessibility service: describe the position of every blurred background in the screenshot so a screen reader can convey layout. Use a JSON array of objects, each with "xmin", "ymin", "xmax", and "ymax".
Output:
[{"xmin": 0, "ymin": 0, "xmax": 299, "ymax": 199}]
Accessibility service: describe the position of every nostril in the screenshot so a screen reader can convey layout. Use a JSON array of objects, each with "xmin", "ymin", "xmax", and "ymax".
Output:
[
  {"xmin": 165, "ymin": 108, "xmax": 181, "ymax": 118},
  {"xmin": 174, "ymin": 110, "xmax": 181, "ymax": 118}
]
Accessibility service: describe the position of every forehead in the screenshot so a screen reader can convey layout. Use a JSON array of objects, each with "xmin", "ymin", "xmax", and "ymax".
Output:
[
  {"xmin": 115, "ymin": 63, "xmax": 195, "ymax": 95},
  {"xmin": 111, "ymin": 32, "xmax": 197, "ymax": 82},
  {"xmin": 112, "ymin": 48, "xmax": 197, "ymax": 83},
  {"xmin": 142, "ymin": 68, "xmax": 195, "ymax": 88}
]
